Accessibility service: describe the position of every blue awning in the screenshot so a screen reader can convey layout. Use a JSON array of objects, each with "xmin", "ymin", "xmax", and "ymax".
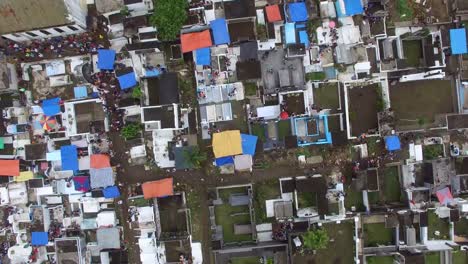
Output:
[
  {"xmin": 215, "ymin": 156, "xmax": 234, "ymax": 166},
  {"xmin": 103, "ymin": 186, "xmax": 120, "ymax": 198},
  {"xmin": 61, "ymin": 145, "xmax": 78, "ymax": 171},
  {"xmin": 299, "ymin": 30, "xmax": 309, "ymax": 47},
  {"xmin": 241, "ymin": 134, "xmax": 258, "ymax": 156},
  {"xmin": 74, "ymin": 86, "xmax": 87, "ymax": 99},
  {"xmin": 288, "ymin": 2, "xmax": 308, "ymax": 22},
  {"xmin": 450, "ymin": 28, "xmax": 468, "ymax": 55},
  {"xmin": 42, "ymin": 97, "xmax": 61, "ymax": 116},
  {"xmin": 31, "ymin": 232, "xmax": 48, "ymax": 246},
  {"xmin": 285, "ymin": 23, "xmax": 296, "ymax": 44},
  {"xmin": 97, "ymin": 49, "xmax": 116, "ymax": 70},
  {"xmin": 210, "ymin": 18, "xmax": 231, "ymax": 45},
  {"xmin": 118, "ymin": 72, "xmax": 137, "ymax": 90},
  {"xmin": 146, "ymin": 68, "xmax": 160, "ymax": 77},
  {"xmin": 344, "ymin": 0, "xmax": 364, "ymax": 16},
  {"xmin": 196, "ymin": 48, "xmax": 211, "ymax": 66},
  {"xmin": 385, "ymin": 135, "xmax": 401, "ymax": 151}
]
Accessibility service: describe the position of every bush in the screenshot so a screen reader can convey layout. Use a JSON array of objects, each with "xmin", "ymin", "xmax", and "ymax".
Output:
[
  {"xmin": 183, "ymin": 147, "xmax": 207, "ymax": 169},
  {"xmin": 150, "ymin": 0, "xmax": 188, "ymax": 41},
  {"xmin": 121, "ymin": 123, "xmax": 142, "ymax": 140},
  {"xmin": 132, "ymin": 85, "xmax": 143, "ymax": 99},
  {"xmin": 302, "ymin": 228, "xmax": 329, "ymax": 250}
]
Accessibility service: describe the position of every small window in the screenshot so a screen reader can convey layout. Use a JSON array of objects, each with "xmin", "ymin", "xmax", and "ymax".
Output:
[
  {"xmin": 39, "ymin": 30, "xmax": 51, "ymax": 35},
  {"xmin": 25, "ymin": 32, "xmax": 38, "ymax": 37},
  {"xmin": 54, "ymin": 27, "xmax": 64, "ymax": 33},
  {"xmin": 67, "ymin": 25, "xmax": 79, "ymax": 31}
]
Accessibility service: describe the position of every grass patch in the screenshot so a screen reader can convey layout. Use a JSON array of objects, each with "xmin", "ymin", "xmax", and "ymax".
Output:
[
  {"xmin": 243, "ymin": 82, "xmax": 258, "ymax": 97},
  {"xmin": 455, "ymin": 217, "xmax": 468, "ymax": 237},
  {"xmin": 297, "ymin": 192, "xmax": 317, "ymax": 208},
  {"xmin": 453, "ymin": 250, "xmax": 468, "ymax": 264},
  {"xmin": 368, "ymin": 191, "xmax": 380, "ymax": 205},
  {"xmin": 251, "ymin": 123, "xmax": 266, "ymax": 142},
  {"xmin": 363, "ymin": 223, "xmax": 394, "ymax": 247},
  {"xmin": 277, "ymin": 120, "xmax": 291, "ymax": 139},
  {"xmin": 423, "ymin": 144, "xmax": 444, "ymax": 160},
  {"xmin": 403, "ymin": 40, "xmax": 423, "ymax": 67},
  {"xmin": 231, "ymin": 257, "xmax": 261, "ymax": 264},
  {"xmin": 345, "ymin": 185, "xmax": 365, "ymax": 212},
  {"xmin": 428, "ymin": 209, "xmax": 450, "ymax": 240},
  {"xmin": 313, "ymin": 83, "xmax": 340, "ymax": 109},
  {"xmin": 186, "ymin": 190, "xmax": 202, "ymax": 241},
  {"xmin": 397, "ymin": 0, "xmax": 413, "ymax": 21},
  {"xmin": 215, "ymin": 204, "xmax": 252, "ymax": 243},
  {"xmin": 219, "ymin": 187, "xmax": 248, "ymax": 202},
  {"xmin": 383, "ymin": 166, "xmax": 401, "ymax": 202},
  {"xmin": 425, "ymin": 252, "xmax": 441, "ymax": 264},
  {"xmin": 253, "ymin": 180, "xmax": 281, "ymax": 224},
  {"xmin": 366, "ymin": 256, "xmax": 395, "ymax": 264},
  {"xmin": 129, "ymin": 197, "xmax": 149, "ymax": 207},
  {"xmin": 306, "ymin": 72, "xmax": 326, "ymax": 81}
]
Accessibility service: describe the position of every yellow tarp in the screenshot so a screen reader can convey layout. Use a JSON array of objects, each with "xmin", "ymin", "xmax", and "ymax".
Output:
[
  {"xmin": 212, "ymin": 130, "xmax": 242, "ymax": 158},
  {"xmin": 15, "ymin": 171, "xmax": 34, "ymax": 182}
]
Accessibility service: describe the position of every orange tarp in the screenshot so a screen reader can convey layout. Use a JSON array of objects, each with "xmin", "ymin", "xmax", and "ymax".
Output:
[
  {"xmin": 181, "ymin": 30, "xmax": 213, "ymax": 53},
  {"xmin": 0, "ymin": 160, "xmax": 20, "ymax": 176},
  {"xmin": 266, "ymin": 5, "xmax": 282, "ymax": 22},
  {"xmin": 90, "ymin": 154, "xmax": 111, "ymax": 169},
  {"xmin": 142, "ymin": 178, "xmax": 174, "ymax": 199}
]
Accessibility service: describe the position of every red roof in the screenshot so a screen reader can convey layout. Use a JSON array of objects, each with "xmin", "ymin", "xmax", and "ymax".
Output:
[
  {"xmin": 142, "ymin": 178, "xmax": 174, "ymax": 199},
  {"xmin": 265, "ymin": 5, "xmax": 282, "ymax": 22},
  {"xmin": 436, "ymin": 187, "xmax": 453, "ymax": 205},
  {"xmin": 181, "ymin": 30, "xmax": 213, "ymax": 53},
  {"xmin": 90, "ymin": 154, "xmax": 111, "ymax": 169},
  {"xmin": 0, "ymin": 160, "xmax": 20, "ymax": 176}
]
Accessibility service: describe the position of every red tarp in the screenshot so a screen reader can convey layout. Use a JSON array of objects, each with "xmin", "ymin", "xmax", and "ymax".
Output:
[
  {"xmin": 266, "ymin": 5, "xmax": 282, "ymax": 22},
  {"xmin": 0, "ymin": 160, "xmax": 20, "ymax": 176},
  {"xmin": 90, "ymin": 154, "xmax": 111, "ymax": 169},
  {"xmin": 142, "ymin": 178, "xmax": 174, "ymax": 199},
  {"xmin": 181, "ymin": 30, "xmax": 213, "ymax": 53}
]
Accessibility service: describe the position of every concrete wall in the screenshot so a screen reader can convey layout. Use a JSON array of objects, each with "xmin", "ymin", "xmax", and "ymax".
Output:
[{"xmin": 2, "ymin": 24, "xmax": 86, "ymax": 42}]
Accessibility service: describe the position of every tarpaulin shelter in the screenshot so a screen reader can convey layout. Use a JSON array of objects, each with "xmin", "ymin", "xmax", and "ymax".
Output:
[
  {"xmin": 436, "ymin": 187, "xmax": 454, "ymax": 205},
  {"xmin": 285, "ymin": 23, "xmax": 296, "ymax": 44},
  {"xmin": 73, "ymin": 176, "xmax": 90, "ymax": 192},
  {"xmin": 15, "ymin": 171, "xmax": 33, "ymax": 182},
  {"xmin": 97, "ymin": 49, "xmax": 116, "ymax": 70},
  {"xmin": 450, "ymin": 28, "xmax": 468, "ymax": 55},
  {"xmin": 344, "ymin": 0, "xmax": 364, "ymax": 16},
  {"xmin": 181, "ymin": 30, "xmax": 213, "ymax": 53},
  {"xmin": 0, "ymin": 138, "xmax": 4, "ymax": 150},
  {"xmin": 215, "ymin": 156, "xmax": 234, "ymax": 166},
  {"xmin": 40, "ymin": 116, "xmax": 57, "ymax": 131},
  {"xmin": 241, "ymin": 134, "xmax": 258, "ymax": 156},
  {"xmin": 61, "ymin": 145, "xmax": 78, "ymax": 171},
  {"xmin": 385, "ymin": 135, "xmax": 401, "ymax": 151},
  {"xmin": 117, "ymin": 72, "xmax": 137, "ymax": 90},
  {"xmin": 103, "ymin": 186, "xmax": 120, "ymax": 198},
  {"xmin": 234, "ymin": 154, "xmax": 253, "ymax": 171},
  {"xmin": 299, "ymin": 31, "xmax": 310, "ymax": 47},
  {"xmin": 31, "ymin": 232, "xmax": 48, "ymax": 246},
  {"xmin": 46, "ymin": 151, "xmax": 61, "ymax": 161},
  {"xmin": 195, "ymin": 48, "xmax": 211, "ymax": 66},
  {"xmin": 210, "ymin": 18, "xmax": 231, "ymax": 45},
  {"xmin": 90, "ymin": 154, "xmax": 111, "ymax": 169},
  {"xmin": 212, "ymin": 130, "xmax": 243, "ymax": 158},
  {"xmin": 42, "ymin": 97, "xmax": 61, "ymax": 116},
  {"xmin": 90, "ymin": 167, "xmax": 114, "ymax": 189},
  {"xmin": 266, "ymin": 5, "xmax": 282, "ymax": 22},
  {"xmin": 0, "ymin": 159, "xmax": 20, "ymax": 176},
  {"xmin": 288, "ymin": 2, "xmax": 308, "ymax": 22},
  {"xmin": 142, "ymin": 178, "xmax": 173, "ymax": 199},
  {"xmin": 74, "ymin": 86, "xmax": 88, "ymax": 99}
]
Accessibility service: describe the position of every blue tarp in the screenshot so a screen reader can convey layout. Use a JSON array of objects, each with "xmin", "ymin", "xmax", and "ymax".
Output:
[
  {"xmin": 74, "ymin": 86, "xmax": 87, "ymax": 99},
  {"xmin": 31, "ymin": 232, "xmax": 48, "ymax": 246},
  {"xmin": 196, "ymin": 48, "xmax": 211, "ymax": 66},
  {"xmin": 241, "ymin": 134, "xmax": 258, "ymax": 156},
  {"xmin": 103, "ymin": 186, "xmax": 121, "ymax": 198},
  {"xmin": 285, "ymin": 23, "xmax": 296, "ymax": 44},
  {"xmin": 117, "ymin": 72, "xmax": 137, "ymax": 90},
  {"xmin": 450, "ymin": 28, "xmax": 468, "ymax": 55},
  {"xmin": 210, "ymin": 18, "xmax": 231, "ymax": 45},
  {"xmin": 335, "ymin": 1, "xmax": 344, "ymax": 17},
  {"xmin": 97, "ymin": 49, "xmax": 116, "ymax": 70},
  {"xmin": 215, "ymin": 156, "xmax": 234, "ymax": 166},
  {"xmin": 145, "ymin": 68, "xmax": 161, "ymax": 77},
  {"xmin": 288, "ymin": 2, "xmax": 308, "ymax": 22},
  {"xmin": 42, "ymin": 97, "xmax": 61, "ymax": 116},
  {"xmin": 385, "ymin": 135, "xmax": 401, "ymax": 151},
  {"xmin": 299, "ymin": 30, "xmax": 309, "ymax": 47},
  {"xmin": 344, "ymin": 0, "xmax": 364, "ymax": 16},
  {"xmin": 61, "ymin": 145, "xmax": 78, "ymax": 171}
]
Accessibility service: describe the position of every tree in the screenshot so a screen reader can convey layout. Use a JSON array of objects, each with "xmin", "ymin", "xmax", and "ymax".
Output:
[
  {"xmin": 183, "ymin": 147, "xmax": 207, "ymax": 169},
  {"xmin": 121, "ymin": 123, "xmax": 142, "ymax": 140},
  {"xmin": 150, "ymin": 0, "xmax": 188, "ymax": 41},
  {"xmin": 132, "ymin": 85, "xmax": 143, "ymax": 99},
  {"xmin": 302, "ymin": 228, "xmax": 329, "ymax": 250}
]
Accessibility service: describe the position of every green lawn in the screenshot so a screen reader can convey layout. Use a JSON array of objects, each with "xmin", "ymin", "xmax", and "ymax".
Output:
[
  {"xmin": 455, "ymin": 217, "xmax": 468, "ymax": 237},
  {"xmin": 253, "ymin": 180, "xmax": 281, "ymax": 224},
  {"xmin": 243, "ymin": 82, "xmax": 258, "ymax": 97},
  {"xmin": 313, "ymin": 83, "xmax": 340, "ymax": 110},
  {"xmin": 453, "ymin": 250, "xmax": 468, "ymax": 264},
  {"xmin": 423, "ymin": 144, "xmax": 444, "ymax": 160},
  {"xmin": 425, "ymin": 252, "xmax": 441, "ymax": 264},
  {"xmin": 367, "ymin": 191, "xmax": 380, "ymax": 205},
  {"xmin": 251, "ymin": 123, "xmax": 266, "ymax": 142},
  {"xmin": 214, "ymin": 204, "xmax": 253, "ymax": 243},
  {"xmin": 403, "ymin": 40, "xmax": 422, "ymax": 67},
  {"xmin": 297, "ymin": 192, "xmax": 317, "ymax": 208},
  {"xmin": 428, "ymin": 209, "xmax": 450, "ymax": 240},
  {"xmin": 397, "ymin": 0, "xmax": 413, "ymax": 21},
  {"xmin": 186, "ymin": 189, "xmax": 202, "ymax": 241},
  {"xmin": 366, "ymin": 255, "xmax": 395, "ymax": 264},
  {"xmin": 129, "ymin": 197, "xmax": 149, "ymax": 207},
  {"xmin": 219, "ymin": 187, "xmax": 249, "ymax": 202},
  {"xmin": 363, "ymin": 223, "xmax": 394, "ymax": 247},
  {"xmin": 345, "ymin": 185, "xmax": 365, "ymax": 212},
  {"xmin": 231, "ymin": 257, "xmax": 261, "ymax": 264},
  {"xmin": 306, "ymin": 72, "xmax": 326, "ymax": 81},
  {"xmin": 383, "ymin": 166, "xmax": 401, "ymax": 202},
  {"xmin": 277, "ymin": 120, "xmax": 291, "ymax": 139}
]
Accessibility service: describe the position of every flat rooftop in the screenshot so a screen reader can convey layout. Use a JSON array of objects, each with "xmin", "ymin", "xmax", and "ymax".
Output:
[{"xmin": 74, "ymin": 101, "xmax": 106, "ymax": 134}]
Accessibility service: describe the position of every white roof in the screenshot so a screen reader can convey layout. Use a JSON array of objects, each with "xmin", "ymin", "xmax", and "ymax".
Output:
[
  {"xmin": 78, "ymin": 155, "xmax": 91, "ymax": 170},
  {"xmin": 82, "ymin": 197, "xmax": 101, "ymax": 213},
  {"xmin": 131, "ymin": 145, "xmax": 146, "ymax": 159},
  {"xmin": 46, "ymin": 151, "xmax": 61, "ymax": 161},
  {"xmin": 137, "ymin": 207, "xmax": 154, "ymax": 224},
  {"xmin": 8, "ymin": 244, "xmax": 32, "ymax": 264},
  {"xmin": 8, "ymin": 182, "xmax": 28, "ymax": 205},
  {"xmin": 265, "ymin": 199, "xmax": 284, "ymax": 218},
  {"xmin": 415, "ymin": 144, "xmax": 423, "ymax": 161},
  {"xmin": 256, "ymin": 105, "xmax": 280, "ymax": 119},
  {"xmin": 0, "ymin": 187, "xmax": 9, "ymax": 205},
  {"xmin": 96, "ymin": 211, "xmax": 117, "ymax": 227},
  {"xmin": 45, "ymin": 60, "xmax": 66, "ymax": 77},
  {"xmin": 191, "ymin": 242, "xmax": 203, "ymax": 264},
  {"xmin": 234, "ymin": 154, "xmax": 253, "ymax": 171}
]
